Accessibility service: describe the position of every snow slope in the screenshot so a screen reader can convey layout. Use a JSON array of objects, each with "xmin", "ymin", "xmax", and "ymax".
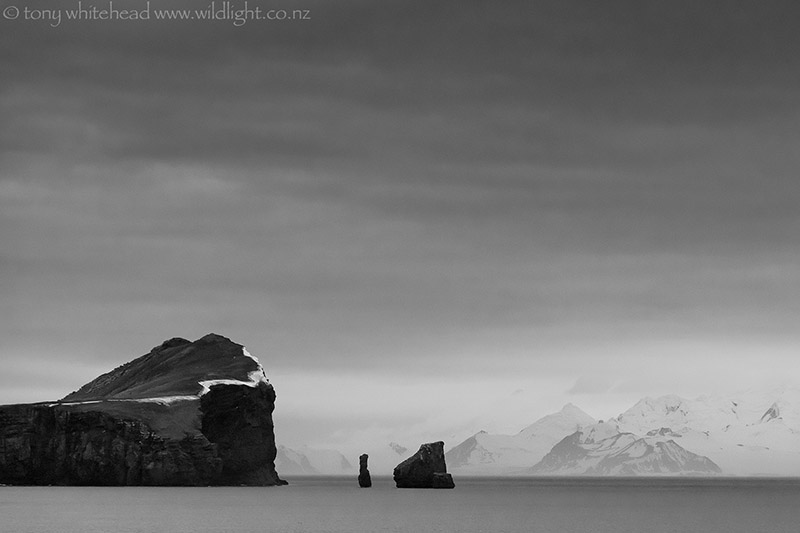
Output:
[
  {"xmin": 529, "ymin": 423, "xmax": 721, "ymax": 476},
  {"xmin": 613, "ymin": 386, "xmax": 800, "ymax": 475},
  {"xmin": 446, "ymin": 404, "xmax": 596, "ymax": 475}
]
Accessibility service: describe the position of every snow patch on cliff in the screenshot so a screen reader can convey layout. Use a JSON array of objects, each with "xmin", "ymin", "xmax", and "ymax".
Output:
[
  {"xmin": 242, "ymin": 347, "xmax": 270, "ymax": 382},
  {"xmin": 198, "ymin": 345, "xmax": 270, "ymax": 395},
  {"xmin": 54, "ymin": 345, "xmax": 270, "ymax": 405}
]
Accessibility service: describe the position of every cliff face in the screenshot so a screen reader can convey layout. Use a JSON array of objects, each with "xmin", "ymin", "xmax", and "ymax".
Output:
[
  {"xmin": 200, "ymin": 381, "xmax": 281, "ymax": 485},
  {"xmin": 0, "ymin": 334, "xmax": 286, "ymax": 486},
  {"xmin": 0, "ymin": 403, "xmax": 221, "ymax": 485}
]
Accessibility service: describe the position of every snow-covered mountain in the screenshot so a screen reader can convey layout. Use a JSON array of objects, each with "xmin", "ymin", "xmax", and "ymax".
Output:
[
  {"xmin": 447, "ymin": 386, "xmax": 800, "ymax": 476},
  {"xmin": 529, "ymin": 423, "xmax": 721, "ymax": 476},
  {"xmin": 612, "ymin": 386, "xmax": 800, "ymax": 476},
  {"xmin": 518, "ymin": 403, "xmax": 598, "ymax": 439},
  {"xmin": 275, "ymin": 445, "xmax": 354, "ymax": 475},
  {"xmin": 275, "ymin": 386, "xmax": 800, "ymax": 477},
  {"xmin": 446, "ymin": 403, "xmax": 596, "ymax": 474}
]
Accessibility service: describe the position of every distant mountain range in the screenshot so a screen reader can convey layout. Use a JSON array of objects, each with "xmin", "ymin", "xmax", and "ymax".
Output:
[
  {"xmin": 611, "ymin": 387, "xmax": 800, "ymax": 476},
  {"xmin": 443, "ymin": 386, "xmax": 800, "ymax": 476},
  {"xmin": 446, "ymin": 403, "xmax": 595, "ymax": 475},
  {"xmin": 529, "ymin": 423, "xmax": 721, "ymax": 475},
  {"xmin": 276, "ymin": 445, "xmax": 354, "ymax": 475},
  {"xmin": 279, "ymin": 386, "xmax": 800, "ymax": 477},
  {"xmin": 276, "ymin": 441, "xmax": 415, "ymax": 475}
]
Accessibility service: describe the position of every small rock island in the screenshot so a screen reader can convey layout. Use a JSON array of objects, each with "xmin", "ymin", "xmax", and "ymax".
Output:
[
  {"xmin": 393, "ymin": 441, "xmax": 455, "ymax": 488},
  {"xmin": 0, "ymin": 334, "xmax": 286, "ymax": 486}
]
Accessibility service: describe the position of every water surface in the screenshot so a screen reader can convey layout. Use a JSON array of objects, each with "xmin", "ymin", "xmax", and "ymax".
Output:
[{"xmin": 3, "ymin": 476, "xmax": 799, "ymax": 533}]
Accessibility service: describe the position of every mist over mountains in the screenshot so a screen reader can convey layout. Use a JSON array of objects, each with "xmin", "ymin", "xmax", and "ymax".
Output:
[
  {"xmin": 276, "ymin": 385, "xmax": 800, "ymax": 476},
  {"xmin": 276, "ymin": 446, "xmax": 354, "ymax": 476},
  {"xmin": 442, "ymin": 385, "xmax": 800, "ymax": 476},
  {"xmin": 295, "ymin": 385, "xmax": 800, "ymax": 477}
]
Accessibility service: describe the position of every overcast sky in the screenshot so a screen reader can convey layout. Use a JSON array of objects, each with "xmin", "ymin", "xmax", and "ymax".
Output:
[{"xmin": 2, "ymin": 0, "xmax": 800, "ymax": 455}]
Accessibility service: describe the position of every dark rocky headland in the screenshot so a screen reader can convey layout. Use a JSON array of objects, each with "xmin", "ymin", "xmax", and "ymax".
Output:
[{"xmin": 0, "ymin": 334, "xmax": 286, "ymax": 486}]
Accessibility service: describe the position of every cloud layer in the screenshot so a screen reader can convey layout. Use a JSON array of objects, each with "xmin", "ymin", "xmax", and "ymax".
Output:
[{"xmin": 2, "ymin": 0, "xmax": 800, "ymax": 446}]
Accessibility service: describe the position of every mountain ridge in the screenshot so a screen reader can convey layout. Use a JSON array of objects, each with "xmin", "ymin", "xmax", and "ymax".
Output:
[
  {"xmin": 446, "ymin": 386, "xmax": 800, "ymax": 476},
  {"xmin": 445, "ymin": 403, "xmax": 596, "ymax": 475}
]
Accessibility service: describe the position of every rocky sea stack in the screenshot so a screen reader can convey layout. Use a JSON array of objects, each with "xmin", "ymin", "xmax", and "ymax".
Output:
[
  {"xmin": 393, "ymin": 441, "xmax": 455, "ymax": 488},
  {"xmin": 358, "ymin": 453, "xmax": 372, "ymax": 487},
  {"xmin": 0, "ymin": 334, "xmax": 287, "ymax": 486}
]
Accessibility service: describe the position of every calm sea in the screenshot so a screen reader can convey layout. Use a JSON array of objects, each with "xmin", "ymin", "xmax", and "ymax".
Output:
[{"xmin": 2, "ymin": 476, "xmax": 799, "ymax": 533}]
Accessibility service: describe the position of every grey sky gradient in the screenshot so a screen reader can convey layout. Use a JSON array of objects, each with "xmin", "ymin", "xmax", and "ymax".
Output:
[{"xmin": 2, "ymin": 0, "xmax": 800, "ymax": 450}]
